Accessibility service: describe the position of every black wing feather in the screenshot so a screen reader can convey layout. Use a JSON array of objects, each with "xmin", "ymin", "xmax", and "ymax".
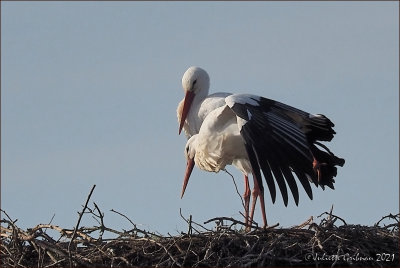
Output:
[
  {"xmin": 293, "ymin": 167, "xmax": 313, "ymax": 200},
  {"xmin": 257, "ymin": 154, "xmax": 277, "ymax": 204},
  {"xmin": 226, "ymin": 95, "xmax": 313, "ymax": 205},
  {"xmin": 280, "ymin": 165, "xmax": 300, "ymax": 206},
  {"xmin": 242, "ymin": 136, "xmax": 264, "ymax": 193},
  {"xmin": 226, "ymin": 93, "xmax": 344, "ymax": 206}
]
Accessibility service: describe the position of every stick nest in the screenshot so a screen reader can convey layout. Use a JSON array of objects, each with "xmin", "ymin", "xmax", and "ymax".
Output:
[
  {"xmin": 1, "ymin": 186, "xmax": 398, "ymax": 267},
  {"xmin": 1, "ymin": 209, "xmax": 398, "ymax": 267}
]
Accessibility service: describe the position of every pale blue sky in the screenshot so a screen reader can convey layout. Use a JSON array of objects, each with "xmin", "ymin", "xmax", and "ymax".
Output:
[{"xmin": 2, "ymin": 2, "xmax": 398, "ymax": 235}]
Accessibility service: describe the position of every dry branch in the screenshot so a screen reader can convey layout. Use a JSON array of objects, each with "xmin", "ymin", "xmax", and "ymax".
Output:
[
  {"xmin": 68, "ymin": 184, "xmax": 96, "ymax": 267},
  {"xmin": 1, "ymin": 198, "xmax": 398, "ymax": 267}
]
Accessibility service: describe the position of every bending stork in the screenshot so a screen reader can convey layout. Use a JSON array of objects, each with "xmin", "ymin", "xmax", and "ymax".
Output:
[{"xmin": 177, "ymin": 67, "xmax": 345, "ymax": 229}]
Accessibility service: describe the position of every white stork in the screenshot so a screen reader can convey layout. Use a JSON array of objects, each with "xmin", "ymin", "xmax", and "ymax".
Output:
[{"xmin": 177, "ymin": 67, "xmax": 345, "ymax": 229}]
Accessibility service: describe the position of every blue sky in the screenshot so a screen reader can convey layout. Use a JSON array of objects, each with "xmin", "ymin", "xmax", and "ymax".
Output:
[{"xmin": 2, "ymin": 2, "xmax": 398, "ymax": 235}]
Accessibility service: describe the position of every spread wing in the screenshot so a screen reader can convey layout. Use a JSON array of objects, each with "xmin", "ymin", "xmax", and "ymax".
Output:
[{"xmin": 225, "ymin": 94, "xmax": 340, "ymax": 206}]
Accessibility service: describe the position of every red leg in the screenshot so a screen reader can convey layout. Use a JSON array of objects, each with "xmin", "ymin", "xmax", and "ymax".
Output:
[
  {"xmin": 258, "ymin": 189, "xmax": 268, "ymax": 228},
  {"xmin": 312, "ymin": 157, "xmax": 321, "ymax": 182},
  {"xmin": 313, "ymin": 157, "xmax": 327, "ymax": 183},
  {"xmin": 248, "ymin": 186, "xmax": 258, "ymax": 228},
  {"xmin": 243, "ymin": 175, "xmax": 251, "ymax": 229},
  {"xmin": 249, "ymin": 173, "xmax": 268, "ymax": 229}
]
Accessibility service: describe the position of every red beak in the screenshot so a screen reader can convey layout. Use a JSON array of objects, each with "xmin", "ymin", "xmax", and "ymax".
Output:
[
  {"xmin": 178, "ymin": 90, "xmax": 195, "ymax": 135},
  {"xmin": 181, "ymin": 157, "xmax": 195, "ymax": 198}
]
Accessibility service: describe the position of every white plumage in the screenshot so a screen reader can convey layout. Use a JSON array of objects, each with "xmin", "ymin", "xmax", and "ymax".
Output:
[
  {"xmin": 185, "ymin": 105, "xmax": 250, "ymax": 174},
  {"xmin": 177, "ymin": 66, "xmax": 345, "ymax": 229}
]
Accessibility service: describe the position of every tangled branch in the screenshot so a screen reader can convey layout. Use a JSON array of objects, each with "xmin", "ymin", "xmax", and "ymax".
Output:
[{"xmin": 1, "ymin": 186, "xmax": 398, "ymax": 267}]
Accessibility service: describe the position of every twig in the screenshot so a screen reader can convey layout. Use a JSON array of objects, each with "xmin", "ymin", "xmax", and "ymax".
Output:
[
  {"xmin": 47, "ymin": 214, "xmax": 56, "ymax": 226},
  {"xmin": 93, "ymin": 202, "xmax": 105, "ymax": 240},
  {"xmin": 204, "ymin": 216, "xmax": 257, "ymax": 230},
  {"xmin": 1, "ymin": 209, "xmax": 18, "ymax": 228},
  {"xmin": 318, "ymin": 209, "xmax": 347, "ymax": 226},
  {"xmin": 110, "ymin": 208, "xmax": 163, "ymax": 238},
  {"xmin": 179, "ymin": 208, "xmax": 205, "ymax": 234},
  {"xmin": 375, "ymin": 213, "xmax": 400, "ymax": 226},
  {"xmin": 188, "ymin": 215, "xmax": 193, "ymax": 235},
  {"xmin": 110, "ymin": 209, "xmax": 137, "ymax": 228},
  {"xmin": 223, "ymin": 169, "xmax": 246, "ymax": 212},
  {"xmin": 67, "ymin": 184, "xmax": 96, "ymax": 267},
  {"xmin": 292, "ymin": 216, "xmax": 313, "ymax": 229}
]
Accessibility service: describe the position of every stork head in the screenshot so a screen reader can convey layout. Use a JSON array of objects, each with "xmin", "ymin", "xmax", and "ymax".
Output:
[
  {"xmin": 181, "ymin": 66, "xmax": 210, "ymax": 95},
  {"xmin": 179, "ymin": 67, "xmax": 210, "ymax": 134},
  {"xmin": 181, "ymin": 135, "xmax": 197, "ymax": 198}
]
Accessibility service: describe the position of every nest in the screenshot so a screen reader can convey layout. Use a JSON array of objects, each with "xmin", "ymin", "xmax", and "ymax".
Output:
[{"xmin": 1, "ymin": 185, "xmax": 399, "ymax": 267}]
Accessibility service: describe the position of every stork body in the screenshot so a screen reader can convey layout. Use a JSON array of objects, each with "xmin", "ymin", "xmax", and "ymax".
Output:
[{"xmin": 177, "ymin": 67, "xmax": 345, "ymax": 229}]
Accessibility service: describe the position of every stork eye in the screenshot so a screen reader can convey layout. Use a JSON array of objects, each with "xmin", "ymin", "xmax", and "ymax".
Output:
[{"xmin": 192, "ymin": 79, "xmax": 197, "ymax": 86}]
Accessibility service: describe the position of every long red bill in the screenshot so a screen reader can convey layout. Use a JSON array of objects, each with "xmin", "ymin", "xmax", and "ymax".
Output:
[
  {"xmin": 181, "ymin": 157, "xmax": 195, "ymax": 198},
  {"xmin": 178, "ymin": 90, "xmax": 195, "ymax": 135}
]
